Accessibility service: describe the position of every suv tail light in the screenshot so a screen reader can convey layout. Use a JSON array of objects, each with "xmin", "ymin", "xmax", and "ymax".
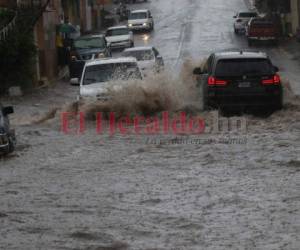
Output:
[
  {"xmin": 208, "ymin": 76, "xmax": 228, "ymax": 86},
  {"xmin": 262, "ymin": 74, "xmax": 281, "ymax": 85}
]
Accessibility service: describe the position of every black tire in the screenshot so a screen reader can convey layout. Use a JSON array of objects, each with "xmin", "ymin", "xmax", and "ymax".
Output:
[
  {"xmin": 201, "ymin": 82, "xmax": 208, "ymax": 111},
  {"xmin": 150, "ymin": 22, "xmax": 154, "ymax": 31},
  {"xmin": 248, "ymin": 39, "xmax": 253, "ymax": 47},
  {"xmin": 234, "ymin": 28, "xmax": 238, "ymax": 34},
  {"xmin": 130, "ymin": 41, "xmax": 134, "ymax": 47},
  {"xmin": 272, "ymin": 39, "xmax": 278, "ymax": 46},
  {"xmin": 275, "ymin": 93, "xmax": 283, "ymax": 111}
]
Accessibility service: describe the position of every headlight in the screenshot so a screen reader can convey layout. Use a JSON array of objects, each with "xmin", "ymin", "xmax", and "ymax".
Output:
[
  {"xmin": 128, "ymin": 23, "xmax": 133, "ymax": 27},
  {"xmin": 96, "ymin": 53, "xmax": 105, "ymax": 58},
  {"xmin": 143, "ymin": 23, "xmax": 148, "ymax": 26}
]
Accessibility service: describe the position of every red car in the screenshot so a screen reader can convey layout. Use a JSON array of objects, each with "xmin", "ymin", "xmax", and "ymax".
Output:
[{"xmin": 246, "ymin": 18, "xmax": 279, "ymax": 46}]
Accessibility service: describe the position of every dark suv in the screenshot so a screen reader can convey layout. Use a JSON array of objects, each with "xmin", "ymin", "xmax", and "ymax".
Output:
[
  {"xmin": 69, "ymin": 34, "xmax": 111, "ymax": 83},
  {"xmin": 0, "ymin": 104, "xmax": 16, "ymax": 155},
  {"xmin": 193, "ymin": 51, "xmax": 283, "ymax": 111}
]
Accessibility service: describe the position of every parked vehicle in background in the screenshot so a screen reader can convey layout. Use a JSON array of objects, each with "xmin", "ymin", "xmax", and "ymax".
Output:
[
  {"xmin": 78, "ymin": 57, "xmax": 143, "ymax": 101},
  {"xmin": 246, "ymin": 18, "xmax": 279, "ymax": 46},
  {"xmin": 122, "ymin": 46, "xmax": 164, "ymax": 75},
  {"xmin": 233, "ymin": 11, "xmax": 257, "ymax": 34},
  {"xmin": 0, "ymin": 104, "xmax": 16, "ymax": 155},
  {"xmin": 128, "ymin": 10, "xmax": 154, "ymax": 31},
  {"xmin": 105, "ymin": 26, "xmax": 134, "ymax": 49},
  {"xmin": 69, "ymin": 35, "xmax": 111, "ymax": 83},
  {"xmin": 193, "ymin": 51, "xmax": 283, "ymax": 112}
]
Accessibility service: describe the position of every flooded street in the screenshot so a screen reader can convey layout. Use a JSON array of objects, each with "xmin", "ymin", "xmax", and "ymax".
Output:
[{"xmin": 1, "ymin": 0, "xmax": 300, "ymax": 249}]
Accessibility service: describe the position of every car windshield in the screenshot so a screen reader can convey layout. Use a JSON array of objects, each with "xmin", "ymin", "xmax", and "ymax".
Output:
[
  {"xmin": 83, "ymin": 63, "xmax": 142, "ymax": 85},
  {"xmin": 129, "ymin": 12, "xmax": 147, "ymax": 20},
  {"xmin": 238, "ymin": 12, "xmax": 257, "ymax": 18},
  {"xmin": 122, "ymin": 50, "xmax": 154, "ymax": 61},
  {"xmin": 215, "ymin": 59, "xmax": 274, "ymax": 77},
  {"xmin": 74, "ymin": 37, "xmax": 106, "ymax": 49},
  {"xmin": 106, "ymin": 28, "xmax": 129, "ymax": 36}
]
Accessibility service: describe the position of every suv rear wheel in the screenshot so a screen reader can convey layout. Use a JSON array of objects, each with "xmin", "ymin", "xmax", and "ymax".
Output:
[
  {"xmin": 248, "ymin": 39, "xmax": 254, "ymax": 46},
  {"xmin": 201, "ymin": 82, "xmax": 208, "ymax": 111}
]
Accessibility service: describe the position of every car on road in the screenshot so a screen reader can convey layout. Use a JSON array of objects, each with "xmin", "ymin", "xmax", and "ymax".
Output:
[
  {"xmin": 69, "ymin": 34, "xmax": 111, "ymax": 82},
  {"xmin": 193, "ymin": 51, "xmax": 283, "ymax": 112},
  {"xmin": 233, "ymin": 11, "xmax": 258, "ymax": 34},
  {"xmin": 122, "ymin": 46, "xmax": 164, "ymax": 75},
  {"xmin": 246, "ymin": 18, "xmax": 279, "ymax": 46},
  {"xmin": 0, "ymin": 104, "xmax": 16, "ymax": 155},
  {"xmin": 105, "ymin": 26, "xmax": 134, "ymax": 50},
  {"xmin": 77, "ymin": 57, "xmax": 143, "ymax": 101},
  {"xmin": 128, "ymin": 9, "xmax": 154, "ymax": 31}
]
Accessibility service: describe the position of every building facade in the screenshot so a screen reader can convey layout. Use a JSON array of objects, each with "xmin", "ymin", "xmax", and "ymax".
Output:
[
  {"xmin": 34, "ymin": 0, "xmax": 94, "ymax": 82},
  {"xmin": 255, "ymin": 0, "xmax": 300, "ymax": 35}
]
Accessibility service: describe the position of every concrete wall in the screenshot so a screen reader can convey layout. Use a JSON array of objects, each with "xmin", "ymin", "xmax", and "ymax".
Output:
[
  {"xmin": 290, "ymin": 0, "xmax": 300, "ymax": 33},
  {"xmin": 34, "ymin": 0, "xmax": 61, "ymax": 82}
]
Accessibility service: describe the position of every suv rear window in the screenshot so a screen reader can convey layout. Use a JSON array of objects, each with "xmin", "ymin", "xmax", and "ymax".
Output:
[{"xmin": 215, "ymin": 59, "xmax": 274, "ymax": 77}]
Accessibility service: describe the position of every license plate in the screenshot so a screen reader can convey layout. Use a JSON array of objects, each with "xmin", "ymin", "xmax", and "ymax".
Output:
[{"xmin": 238, "ymin": 82, "xmax": 251, "ymax": 88}]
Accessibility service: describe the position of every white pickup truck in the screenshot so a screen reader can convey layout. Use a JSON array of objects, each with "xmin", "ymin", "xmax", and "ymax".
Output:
[{"xmin": 77, "ymin": 57, "xmax": 143, "ymax": 101}]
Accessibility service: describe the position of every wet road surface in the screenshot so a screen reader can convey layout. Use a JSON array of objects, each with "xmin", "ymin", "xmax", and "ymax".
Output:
[{"xmin": 1, "ymin": 0, "xmax": 300, "ymax": 249}]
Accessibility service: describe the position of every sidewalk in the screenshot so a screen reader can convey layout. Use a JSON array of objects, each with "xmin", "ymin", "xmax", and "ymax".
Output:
[
  {"xmin": 281, "ymin": 38, "xmax": 300, "ymax": 64},
  {"xmin": 276, "ymin": 38, "xmax": 300, "ymax": 95}
]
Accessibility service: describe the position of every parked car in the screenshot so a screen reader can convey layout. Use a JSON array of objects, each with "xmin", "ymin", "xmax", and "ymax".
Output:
[
  {"xmin": 105, "ymin": 26, "xmax": 134, "ymax": 49},
  {"xmin": 246, "ymin": 18, "xmax": 279, "ymax": 46},
  {"xmin": 122, "ymin": 46, "xmax": 164, "ymax": 75},
  {"xmin": 233, "ymin": 11, "xmax": 257, "ymax": 34},
  {"xmin": 69, "ymin": 34, "xmax": 111, "ymax": 83},
  {"xmin": 77, "ymin": 57, "xmax": 143, "ymax": 101},
  {"xmin": 193, "ymin": 51, "xmax": 283, "ymax": 112},
  {"xmin": 0, "ymin": 104, "xmax": 16, "ymax": 155},
  {"xmin": 128, "ymin": 9, "xmax": 154, "ymax": 31}
]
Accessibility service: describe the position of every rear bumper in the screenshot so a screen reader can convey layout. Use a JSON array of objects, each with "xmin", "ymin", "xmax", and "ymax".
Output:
[
  {"xmin": 129, "ymin": 24, "xmax": 151, "ymax": 30},
  {"xmin": 234, "ymin": 23, "xmax": 246, "ymax": 31},
  {"xmin": 248, "ymin": 36, "xmax": 277, "ymax": 41},
  {"xmin": 109, "ymin": 41, "xmax": 132, "ymax": 49},
  {"xmin": 207, "ymin": 87, "xmax": 282, "ymax": 108}
]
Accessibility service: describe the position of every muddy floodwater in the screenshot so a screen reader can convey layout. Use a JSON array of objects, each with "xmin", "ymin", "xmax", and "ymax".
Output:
[{"xmin": 1, "ymin": 61, "xmax": 300, "ymax": 249}]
